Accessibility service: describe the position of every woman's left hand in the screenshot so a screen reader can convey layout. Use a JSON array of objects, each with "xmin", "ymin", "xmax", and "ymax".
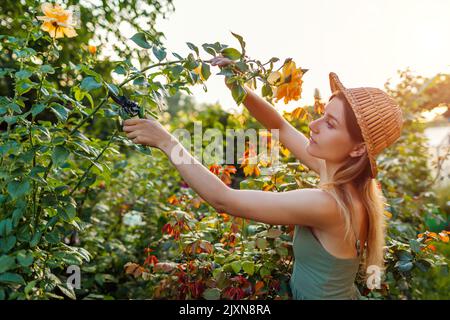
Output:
[{"xmin": 122, "ymin": 118, "xmax": 172, "ymax": 149}]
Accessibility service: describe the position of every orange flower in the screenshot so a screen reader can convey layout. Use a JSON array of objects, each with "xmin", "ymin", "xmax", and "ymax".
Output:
[
  {"xmin": 287, "ymin": 106, "xmax": 309, "ymax": 121},
  {"xmin": 37, "ymin": 3, "xmax": 78, "ymax": 39},
  {"xmin": 88, "ymin": 45, "xmax": 97, "ymax": 55},
  {"xmin": 219, "ymin": 212, "xmax": 231, "ymax": 222},
  {"xmin": 242, "ymin": 163, "xmax": 260, "ymax": 177},
  {"xmin": 439, "ymin": 232, "xmax": 449, "ymax": 243},
  {"xmin": 314, "ymin": 97, "xmax": 325, "ymax": 115},
  {"xmin": 239, "ymin": 144, "xmax": 261, "ymax": 177},
  {"xmin": 422, "ymin": 244, "xmax": 436, "ymax": 252},
  {"xmin": 167, "ymin": 195, "xmax": 179, "ymax": 205},
  {"xmin": 190, "ymin": 196, "xmax": 204, "ymax": 209},
  {"xmin": 144, "ymin": 254, "xmax": 159, "ymax": 266},
  {"xmin": 268, "ymin": 59, "xmax": 304, "ymax": 104},
  {"xmin": 221, "ymin": 165, "xmax": 237, "ymax": 185},
  {"xmin": 313, "ymin": 88, "xmax": 325, "ymax": 114},
  {"xmin": 209, "ymin": 164, "xmax": 221, "ymax": 175}
]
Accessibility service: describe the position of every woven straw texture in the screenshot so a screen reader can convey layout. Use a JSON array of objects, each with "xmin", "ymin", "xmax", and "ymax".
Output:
[{"xmin": 329, "ymin": 72, "xmax": 403, "ymax": 178}]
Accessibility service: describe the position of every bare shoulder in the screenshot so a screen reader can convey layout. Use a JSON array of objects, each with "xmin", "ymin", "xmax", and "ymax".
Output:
[
  {"xmin": 289, "ymin": 188, "xmax": 342, "ymax": 228},
  {"xmin": 307, "ymin": 188, "xmax": 340, "ymax": 215}
]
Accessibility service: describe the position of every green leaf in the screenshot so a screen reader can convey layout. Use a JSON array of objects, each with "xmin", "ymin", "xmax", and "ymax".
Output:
[
  {"xmin": 0, "ymin": 236, "xmax": 16, "ymax": 253},
  {"xmin": 130, "ymin": 32, "xmax": 152, "ymax": 49},
  {"xmin": 183, "ymin": 53, "xmax": 198, "ymax": 70},
  {"xmin": 16, "ymin": 251, "xmax": 34, "ymax": 267},
  {"xmin": 7, "ymin": 180, "xmax": 31, "ymax": 200},
  {"xmin": 214, "ymin": 254, "xmax": 225, "ymax": 265},
  {"xmin": 186, "ymin": 42, "xmax": 199, "ymax": 55},
  {"xmin": 276, "ymin": 246, "xmax": 288, "ymax": 256},
  {"xmin": 235, "ymin": 61, "xmax": 248, "ymax": 73},
  {"xmin": 113, "ymin": 65, "xmax": 126, "ymax": 75},
  {"xmin": 201, "ymin": 62, "xmax": 211, "ymax": 81},
  {"xmin": 16, "ymin": 225, "xmax": 31, "ymax": 242},
  {"xmin": 202, "ymin": 43, "xmax": 216, "ymax": 56},
  {"xmin": 16, "ymin": 80, "xmax": 35, "ymax": 95},
  {"xmin": 40, "ymin": 64, "xmax": 55, "ymax": 74},
  {"xmin": 397, "ymin": 250, "xmax": 413, "ymax": 261},
  {"xmin": 259, "ymin": 266, "xmax": 271, "ymax": 278},
  {"xmin": 15, "ymin": 69, "xmax": 32, "ymax": 80},
  {"xmin": 231, "ymin": 261, "xmax": 241, "ymax": 274},
  {"xmin": 255, "ymin": 238, "xmax": 268, "ymax": 250},
  {"xmin": 50, "ymin": 103, "xmax": 69, "ymax": 122},
  {"xmin": 0, "ymin": 272, "xmax": 25, "ymax": 285},
  {"xmin": 231, "ymin": 83, "xmax": 247, "ymax": 105},
  {"xmin": 80, "ymin": 76, "xmax": 102, "ymax": 92},
  {"xmin": 152, "ymin": 46, "xmax": 167, "ymax": 61},
  {"xmin": 7, "ymin": 102, "xmax": 21, "ymax": 113},
  {"xmin": 202, "ymin": 288, "xmax": 221, "ymax": 300},
  {"xmin": 242, "ymin": 261, "xmax": 255, "ymax": 276},
  {"xmin": 74, "ymin": 88, "xmax": 85, "ymax": 101},
  {"xmin": 262, "ymin": 84, "xmax": 273, "ymax": 97},
  {"xmin": 0, "ymin": 255, "xmax": 16, "ymax": 273},
  {"xmin": 265, "ymin": 228, "xmax": 282, "ymax": 238},
  {"xmin": 84, "ymin": 92, "xmax": 95, "ymax": 109},
  {"xmin": 231, "ymin": 31, "xmax": 246, "ymax": 54},
  {"xmin": 415, "ymin": 259, "xmax": 431, "ymax": 272},
  {"xmin": 57, "ymin": 284, "xmax": 76, "ymax": 300},
  {"xmin": 0, "ymin": 219, "xmax": 12, "ymax": 237},
  {"xmin": 409, "ymin": 239, "xmax": 421, "ymax": 253},
  {"xmin": 59, "ymin": 203, "xmax": 76, "ymax": 221},
  {"xmin": 133, "ymin": 77, "xmax": 145, "ymax": 86},
  {"xmin": 31, "ymin": 103, "xmax": 46, "ymax": 117},
  {"xmin": 12, "ymin": 208, "xmax": 24, "ymax": 227},
  {"xmin": 221, "ymin": 47, "xmax": 241, "ymax": 61},
  {"xmin": 52, "ymin": 145, "xmax": 70, "ymax": 166},
  {"xmin": 30, "ymin": 231, "xmax": 42, "ymax": 248},
  {"xmin": 395, "ymin": 260, "xmax": 413, "ymax": 272},
  {"xmin": 13, "ymin": 47, "xmax": 36, "ymax": 59}
]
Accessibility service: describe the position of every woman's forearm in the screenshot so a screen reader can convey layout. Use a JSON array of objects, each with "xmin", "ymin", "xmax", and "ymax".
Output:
[{"xmin": 159, "ymin": 136, "xmax": 228, "ymax": 212}]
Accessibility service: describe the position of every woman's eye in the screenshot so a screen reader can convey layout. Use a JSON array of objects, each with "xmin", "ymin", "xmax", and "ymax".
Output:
[{"xmin": 326, "ymin": 120, "xmax": 334, "ymax": 129}]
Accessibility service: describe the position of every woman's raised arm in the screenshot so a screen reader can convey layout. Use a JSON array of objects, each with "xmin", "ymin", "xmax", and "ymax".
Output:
[
  {"xmin": 211, "ymin": 56, "xmax": 324, "ymax": 174},
  {"xmin": 161, "ymin": 137, "xmax": 337, "ymax": 227}
]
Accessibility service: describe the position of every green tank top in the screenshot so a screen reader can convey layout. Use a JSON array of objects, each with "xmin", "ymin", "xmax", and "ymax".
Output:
[{"xmin": 290, "ymin": 225, "xmax": 363, "ymax": 300}]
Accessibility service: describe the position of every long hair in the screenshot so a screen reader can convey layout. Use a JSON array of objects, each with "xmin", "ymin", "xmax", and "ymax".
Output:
[{"xmin": 318, "ymin": 90, "xmax": 387, "ymax": 283}]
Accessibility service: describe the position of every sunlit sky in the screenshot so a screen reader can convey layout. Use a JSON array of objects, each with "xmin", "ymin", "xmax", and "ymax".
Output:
[{"xmin": 117, "ymin": 0, "xmax": 450, "ymax": 114}]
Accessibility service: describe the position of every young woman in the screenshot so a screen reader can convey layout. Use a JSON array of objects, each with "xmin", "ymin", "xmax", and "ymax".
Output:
[{"xmin": 122, "ymin": 57, "xmax": 404, "ymax": 300}]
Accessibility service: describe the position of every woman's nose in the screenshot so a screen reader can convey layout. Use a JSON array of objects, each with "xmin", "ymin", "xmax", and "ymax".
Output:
[{"xmin": 309, "ymin": 120, "xmax": 318, "ymax": 133}]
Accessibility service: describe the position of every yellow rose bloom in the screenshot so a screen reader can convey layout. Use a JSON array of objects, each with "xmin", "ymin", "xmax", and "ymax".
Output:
[
  {"xmin": 268, "ymin": 60, "xmax": 304, "ymax": 104},
  {"xmin": 37, "ymin": 3, "xmax": 78, "ymax": 39}
]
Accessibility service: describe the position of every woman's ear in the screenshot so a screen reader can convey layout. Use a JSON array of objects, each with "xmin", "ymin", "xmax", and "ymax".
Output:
[{"xmin": 349, "ymin": 142, "xmax": 367, "ymax": 158}]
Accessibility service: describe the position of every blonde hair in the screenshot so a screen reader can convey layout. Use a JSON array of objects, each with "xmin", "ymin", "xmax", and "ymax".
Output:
[{"xmin": 318, "ymin": 91, "xmax": 388, "ymax": 283}]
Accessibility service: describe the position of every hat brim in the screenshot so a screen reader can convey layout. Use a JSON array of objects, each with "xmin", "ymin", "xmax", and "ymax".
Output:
[{"xmin": 329, "ymin": 72, "xmax": 378, "ymax": 178}]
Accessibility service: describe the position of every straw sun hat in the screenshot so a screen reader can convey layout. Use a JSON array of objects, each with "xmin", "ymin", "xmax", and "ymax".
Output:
[{"xmin": 329, "ymin": 72, "xmax": 404, "ymax": 178}]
